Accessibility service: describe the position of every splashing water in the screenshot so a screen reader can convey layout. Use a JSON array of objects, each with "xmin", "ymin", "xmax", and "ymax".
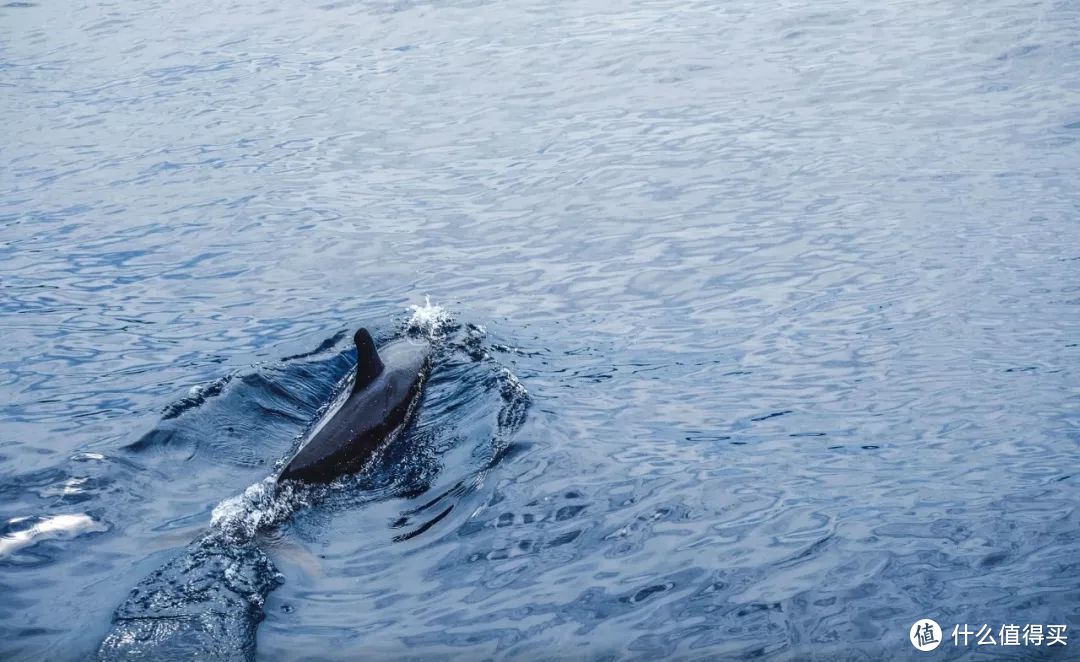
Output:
[
  {"xmin": 406, "ymin": 296, "xmax": 454, "ymax": 339},
  {"xmin": 210, "ymin": 479, "xmax": 314, "ymax": 544}
]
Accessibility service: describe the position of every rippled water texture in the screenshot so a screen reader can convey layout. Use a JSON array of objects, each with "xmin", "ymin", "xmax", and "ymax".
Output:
[{"xmin": 2, "ymin": 0, "xmax": 1078, "ymax": 659}]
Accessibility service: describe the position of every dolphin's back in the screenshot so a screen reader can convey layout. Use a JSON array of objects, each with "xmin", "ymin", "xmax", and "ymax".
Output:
[{"xmin": 278, "ymin": 334, "xmax": 429, "ymax": 484}]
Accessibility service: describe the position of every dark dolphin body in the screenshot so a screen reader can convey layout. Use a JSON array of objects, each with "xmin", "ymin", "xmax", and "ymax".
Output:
[{"xmin": 277, "ymin": 328, "xmax": 430, "ymax": 484}]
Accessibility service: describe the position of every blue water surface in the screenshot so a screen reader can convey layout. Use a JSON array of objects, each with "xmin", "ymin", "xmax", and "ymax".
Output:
[{"xmin": 1, "ymin": 0, "xmax": 1078, "ymax": 659}]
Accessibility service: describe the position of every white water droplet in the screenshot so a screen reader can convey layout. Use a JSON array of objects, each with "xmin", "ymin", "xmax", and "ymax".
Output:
[{"xmin": 406, "ymin": 296, "xmax": 453, "ymax": 338}]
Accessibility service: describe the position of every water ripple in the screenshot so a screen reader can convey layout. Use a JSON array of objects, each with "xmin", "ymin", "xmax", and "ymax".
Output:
[{"xmin": 2, "ymin": 0, "xmax": 1079, "ymax": 657}]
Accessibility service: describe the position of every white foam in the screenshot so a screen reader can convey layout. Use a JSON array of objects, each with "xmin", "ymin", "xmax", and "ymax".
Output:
[
  {"xmin": 0, "ymin": 513, "xmax": 108, "ymax": 557},
  {"xmin": 210, "ymin": 478, "xmax": 311, "ymax": 543},
  {"xmin": 499, "ymin": 366, "xmax": 529, "ymax": 396},
  {"xmin": 406, "ymin": 296, "xmax": 453, "ymax": 338}
]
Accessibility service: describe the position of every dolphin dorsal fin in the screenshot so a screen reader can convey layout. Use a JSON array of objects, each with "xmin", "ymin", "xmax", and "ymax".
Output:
[{"xmin": 352, "ymin": 328, "xmax": 385, "ymax": 394}]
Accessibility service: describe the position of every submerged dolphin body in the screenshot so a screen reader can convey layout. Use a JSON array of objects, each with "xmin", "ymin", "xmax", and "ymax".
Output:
[{"xmin": 277, "ymin": 328, "xmax": 429, "ymax": 484}]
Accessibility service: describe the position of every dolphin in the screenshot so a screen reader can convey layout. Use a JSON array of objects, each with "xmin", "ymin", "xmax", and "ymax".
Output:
[{"xmin": 277, "ymin": 328, "xmax": 430, "ymax": 484}]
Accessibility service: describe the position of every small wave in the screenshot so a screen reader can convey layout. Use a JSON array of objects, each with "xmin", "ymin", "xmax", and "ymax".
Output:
[
  {"xmin": 495, "ymin": 366, "xmax": 529, "ymax": 432},
  {"xmin": 282, "ymin": 329, "xmax": 348, "ymax": 362},
  {"xmin": 160, "ymin": 373, "xmax": 236, "ymax": 420}
]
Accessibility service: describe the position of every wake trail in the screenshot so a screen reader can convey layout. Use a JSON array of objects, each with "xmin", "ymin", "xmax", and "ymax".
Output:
[{"xmin": 99, "ymin": 301, "xmax": 530, "ymax": 660}]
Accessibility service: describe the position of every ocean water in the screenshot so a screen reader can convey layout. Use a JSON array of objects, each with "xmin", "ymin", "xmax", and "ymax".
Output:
[{"xmin": 1, "ymin": 0, "xmax": 1078, "ymax": 659}]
